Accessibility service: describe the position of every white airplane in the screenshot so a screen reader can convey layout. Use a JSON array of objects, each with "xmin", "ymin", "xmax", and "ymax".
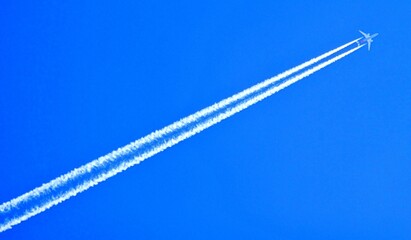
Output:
[{"xmin": 357, "ymin": 30, "xmax": 379, "ymax": 51}]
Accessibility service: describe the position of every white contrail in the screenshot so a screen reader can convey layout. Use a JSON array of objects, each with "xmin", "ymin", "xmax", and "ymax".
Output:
[
  {"xmin": 0, "ymin": 38, "xmax": 359, "ymax": 215},
  {"xmin": 0, "ymin": 44, "xmax": 363, "ymax": 233}
]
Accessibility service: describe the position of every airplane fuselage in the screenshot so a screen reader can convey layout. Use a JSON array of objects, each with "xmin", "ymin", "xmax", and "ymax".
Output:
[{"xmin": 358, "ymin": 38, "xmax": 369, "ymax": 45}]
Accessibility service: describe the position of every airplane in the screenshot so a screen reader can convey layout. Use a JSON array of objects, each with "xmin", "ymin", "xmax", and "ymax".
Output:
[{"xmin": 357, "ymin": 30, "xmax": 379, "ymax": 51}]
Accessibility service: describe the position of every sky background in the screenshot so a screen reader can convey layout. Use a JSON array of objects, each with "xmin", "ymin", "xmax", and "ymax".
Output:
[{"xmin": 1, "ymin": 1, "xmax": 410, "ymax": 239}]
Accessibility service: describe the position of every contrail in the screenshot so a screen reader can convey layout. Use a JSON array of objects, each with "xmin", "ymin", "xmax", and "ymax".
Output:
[
  {"xmin": 0, "ymin": 43, "xmax": 362, "ymax": 232},
  {"xmin": 0, "ymin": 38, "xmax": 358, "ymax": 215}
]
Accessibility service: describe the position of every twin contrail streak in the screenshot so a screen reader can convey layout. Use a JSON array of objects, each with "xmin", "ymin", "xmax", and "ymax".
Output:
[
  {"xmin": 0, "ymin": 40, "xmax": 362, "ymax": 232},
  {"xmin": 0, "ymin": 38, "xmax": 359, "ymax": 213},
  {"xmin": 0, "ymin": 38, "xmax": 359, "ymax": 215}
]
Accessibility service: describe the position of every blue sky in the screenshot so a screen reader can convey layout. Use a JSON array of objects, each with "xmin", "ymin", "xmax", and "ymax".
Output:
[{"xmin": 1, "ymin": 1, "xmax": 410, "ymax": 239}]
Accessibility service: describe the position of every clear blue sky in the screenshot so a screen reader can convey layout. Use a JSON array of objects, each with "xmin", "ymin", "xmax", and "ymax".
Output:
[{"xmin": 1, "ymin": 1, "xmax": 410, "ymax": 239}]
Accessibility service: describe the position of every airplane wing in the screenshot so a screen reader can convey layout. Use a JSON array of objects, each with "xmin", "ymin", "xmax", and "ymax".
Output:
[{"xmin": 359, "ymin": 30, "xmax": 367, "ymax": 37}]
